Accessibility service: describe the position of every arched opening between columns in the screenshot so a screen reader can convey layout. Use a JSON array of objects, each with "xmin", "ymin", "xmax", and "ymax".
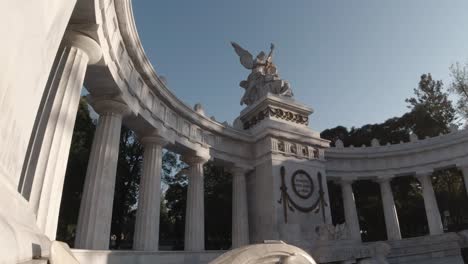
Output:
[
  {"xmin": 353, "ymin": 180, "xmax": 387, "ymax": 242},
  {"xmin": 158, "ymin": 158, "xmax": 234, "ymax": 250},
  {"xmin": 391, "ymin": 176, "xmax": 428, "ymax": 238},
  {"xmin": 203, "ymin": 163, "xmax": 232, "ymax": 250},
  {"xmin": 56, "ymin": 122, "xmax": 235, "ymax": 251},
  {"xmin": 327, "ymin": 179, "xmax": 388, "ymax": 242},
  {"xmin": 326, "ymin": 181, "xmax": 345, "ymax": 226},
  {"xmin": 56, "ymin": 118, "xmax": 147, "ymax": 249},
  {"xmin": 431, "ymin": 168, "xmax": 468, "ymax": 232}
]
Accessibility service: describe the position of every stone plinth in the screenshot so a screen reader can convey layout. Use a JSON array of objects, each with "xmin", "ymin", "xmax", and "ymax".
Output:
[
  {"xmin": 240, "ymin": 94, "xmax": 331, "ymax": 246},
  {"xmin": 210, "ymin": 241, "xmax": 316, "ymax": 264},
  {"xmin": 238, "ymin": 93, "xmax": 313, "ymax": 130}
]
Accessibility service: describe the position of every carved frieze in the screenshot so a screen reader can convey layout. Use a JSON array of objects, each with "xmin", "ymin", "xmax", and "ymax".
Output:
[
  {"xmin": 271, "ymin": 138, "xmax": 323, "ymax": 160},
  {"xmin": 243, "ymin": 106, "xmax": 309, "ymax": 129}
]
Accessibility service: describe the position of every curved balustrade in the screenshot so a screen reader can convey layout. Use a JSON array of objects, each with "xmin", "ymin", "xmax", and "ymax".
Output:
[
  {"xmin": 72, "ymin": 0, "xmax": 253, "ymax": 168},
  {"xmin": 325, "ymin": 129, "xmax": 468, "ymax": 242},
  {"xmin": 326, "ymin": 129, "xmax": 468, "ymax": 179}
]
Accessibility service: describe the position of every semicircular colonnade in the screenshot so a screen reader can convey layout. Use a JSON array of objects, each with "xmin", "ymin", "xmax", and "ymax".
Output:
[{"xmin": 1, "ymin": 0, "xmax": 468, "ymax": 263}]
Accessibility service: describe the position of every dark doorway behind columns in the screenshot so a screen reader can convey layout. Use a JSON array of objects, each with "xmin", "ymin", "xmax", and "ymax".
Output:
[
  {"xmin": 391, "ymin": 176, "xmax": 428, "ymax": 238},
  {"xmin": 353, "ymin": 180, "xmax": 387, "ymax": 242},
  {"xmin": 327, "ymin": 181, "xmax": 345, "ymax": 226}
]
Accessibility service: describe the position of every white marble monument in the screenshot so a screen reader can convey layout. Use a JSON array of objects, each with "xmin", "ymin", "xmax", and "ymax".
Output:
[{"xmin": 1, "ymin": 0, "xmax": 468, "ymax": 263}]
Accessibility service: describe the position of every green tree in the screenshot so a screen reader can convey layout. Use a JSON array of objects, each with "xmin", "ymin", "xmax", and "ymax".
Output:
[
  {"xmin": 321, "ymin": 73, "xmax": 462, "ymax": 240},
  {"xmin": 432, "ymin": 168, "xmax": 468, "ymax": 232},
  {"xmin": 320, "ymin": 126, "xmax": 349, "ymax": 147},
  {"xmin": 405, "ymin": 73, "xmax": 456, "ymax": 137},
  {"xmin": 161, "ymin": 160, "xmax": 232, "ymax": 250},
  {"xmin": 449, "ymin": 62, "xmax": 468, "ymax": 121},
  {"xmin": 204, "ymin": 164, "xmax": 232, "ymax": 250},
  {"xmin": 391, "ymin": 177, "xmax": 428, "ymax": 237},
  {"xmin": 353, "ymin": 180, "xmax": 387, "ymax": 242},
  {"xmin": 110, "ymin": 127, "xmax": 143, "ymax": 249},
  {"xmin": 326, "ymin": 181, "xmax": 345, "ymax": 226},
  {"xmin": 161, "ymin": 152, "xmax": 187, "ymax": 250}
]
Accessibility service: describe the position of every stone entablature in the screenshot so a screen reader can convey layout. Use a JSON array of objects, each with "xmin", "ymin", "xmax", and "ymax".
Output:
[
  {"xmin": 325, "ymin": 129, "xmax": 468, "ymax": 179},
  {"xmin": 75, "ymin": 0, "xmax": 254, "ymax": 167},
  {"xmin": 73, "ymin": 0, "xmax": 331, "ymax": 172},
  {"xmin": 242, "ymin": 105, "xmax": 309, "ymax": 129},
  {"xmin": 271, "ymin": 138, "xmax": 324, "ymax": 161},
  {"xmin": 239, "ymin": 94, "xmax": 312, "ymax": 130}
]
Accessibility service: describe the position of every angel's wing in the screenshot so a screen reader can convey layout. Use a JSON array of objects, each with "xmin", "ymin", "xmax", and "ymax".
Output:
[{"xmin": 231, "ymin": 42, "xmax": 254, "ymax": 69}]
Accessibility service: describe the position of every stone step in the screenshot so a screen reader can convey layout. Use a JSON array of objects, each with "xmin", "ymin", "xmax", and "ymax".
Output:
[{"xmin": 17, "ymin": 258, "xmax": 48, "ymax": 264}]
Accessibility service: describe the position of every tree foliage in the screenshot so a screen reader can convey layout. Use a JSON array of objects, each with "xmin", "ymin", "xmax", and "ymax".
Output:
[
  {"xmin": 110, "ymin": 127, "xmax": 143, "ymax": 249},
  {"xmin": 160, "ymin": 160, "xmax": 232, "ymax": 250},
  {"xmin": 160, "ymin": 152, "xmax": 187, "ymax": 249},
  {"xmin": 432, "ymin": 168, "xmax": 468, "ymax": 231},
  {"xmin": 405, "ymin": 73, "xmax": 456, "ymax": 137},
  {"xmin": 450, "ymin": 62, "xmax": 468, "ymax": 121},
  {"xmin": 323, "ymin": 73, "xmax": 466, "ymax": 241}
]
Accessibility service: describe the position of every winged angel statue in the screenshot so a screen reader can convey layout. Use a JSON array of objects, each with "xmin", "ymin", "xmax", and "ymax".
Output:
[{"xmin": 231, "ymin": 42, "xmax": 293, "ymax": 106}]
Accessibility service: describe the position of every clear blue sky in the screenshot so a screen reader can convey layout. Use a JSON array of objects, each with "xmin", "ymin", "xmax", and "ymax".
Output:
[{"xmin": 132, "ymin": 0, "xmax": 468, "ymax": 132}]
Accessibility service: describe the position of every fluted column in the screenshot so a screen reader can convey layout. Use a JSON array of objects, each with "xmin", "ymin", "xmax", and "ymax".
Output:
[
  {"xmin": 377, "ymin": 177, "xmax": 401, "ymax": 240},
  {"xmin": 416, "ymin": 172, "xmax": 443, "ymax": 235},
  {"xmin": 460, "ymin": 166, "xmax": 468, "ymax": 198},
  {"xmin": 75, "ymin": 99, "xmax": 130, "ymax": 249},
  {"xmin": 133, "ymin": 136, "xmax": 168, "ymax": 251},
  {"xmin": 184, "ymin": 155, "xmax": 209, "ymax": 251},
  {"xmin": 340, "ymin": 178, "xmax": 361, "ymax": 241},
  {"xmin": 231, "ymin": 167, "xmax": 249, "ymax": 248},
  {"xmin": 23, "ymin": 30, "xmax": 102, "ymax": 239}
]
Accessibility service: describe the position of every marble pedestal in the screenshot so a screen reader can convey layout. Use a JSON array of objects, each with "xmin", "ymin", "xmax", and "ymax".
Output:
[{"xmin": 238, "ymin": 94, "xmax": 332, "ymax": 245}]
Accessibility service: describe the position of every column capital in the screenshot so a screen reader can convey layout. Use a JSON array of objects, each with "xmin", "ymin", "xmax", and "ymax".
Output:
[
  {"xmin": 338, "ymin": 177, "xmax": 357, "ymax": 185},
  {"xmin": 415, "ymin": 170, "xmax": 433, "ymax": 177},
  {"xmin": 182, "ymin": 155, "xmax": 210, "ymax": 166},
  {"xmin": 457, "ymin": 164, "xmax": 468, "ymax": 171},
  {"xmin": 415, "ymin": 170, "xmax": 433, "ymax": 183},
  {"xmin": 87, "ymin": 96, "xmax": 131, "ymax": 117},
  {"xmin": 63, "ymin": 30, "xmax": 102, "ymax": 64},
  {"xmin": 374, "ymin": 176, "xmax": 393, "ymax": 184},
  {"xmin": 141, "ymin": 135, "xmax": 169, "ymax": 147},
  {"xmin": 231, "ymin": 166, "xmax": 250, "ymax": 177}
]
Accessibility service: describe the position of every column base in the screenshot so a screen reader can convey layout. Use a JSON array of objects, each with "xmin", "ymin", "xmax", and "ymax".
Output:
[{"xmin": 0, "ymin": 177, "xmax": 51, "ymax": 263}]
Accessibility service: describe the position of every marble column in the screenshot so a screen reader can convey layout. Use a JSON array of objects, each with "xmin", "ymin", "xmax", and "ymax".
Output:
[
  {"xmin": 133, "ymin": 136, "xmax": 167, "ymax": 251},
  {"xmin": 340, "ymin": 178, "xmax": 361, "ymax": 241},
  {"xmin": 184, "ymin": 155, "xmax": 209, "ymax": 251},
  {"xmin": 377, "ymin": 177, "xmax": 401, "ymax": 240},
  {"xmin": 231, "ymin": 167, "xmax": 249, "ymax": 248},
  {"xmin": 416, "ymin": 172, "xmax": 443, "ymax": 235},
  {"xmin": 75, "ymin": 99, "xmax": 130, "ymax": 249},
  {"xmin": 460, "ymin": 166, "xmax": 468, "ymax": 197},
  {"xmin": 23, "ymin": 30, "xmax": 102, "ymax": 239}
]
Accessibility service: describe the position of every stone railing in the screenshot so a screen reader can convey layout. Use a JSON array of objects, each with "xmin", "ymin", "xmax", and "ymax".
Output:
[
  {"xmin": 325, "ymin": 128, "xmax": 468, "ymax": 178},
  {"xmin": 75, "ymin": 0, "xmax": 254, "ymax": 167}
]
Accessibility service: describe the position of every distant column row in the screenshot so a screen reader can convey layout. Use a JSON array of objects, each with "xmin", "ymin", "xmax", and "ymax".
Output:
[
  {"xmin": 25, "ymin": 30, "xmax": 251, "ymax": 251},
  {"xmin": 73, "ymin": 118, "xmax": 250, "ymax": 250},
  {"xmin": 337, "ymin": 169, "xmax": 453, "ymax": 241}
]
